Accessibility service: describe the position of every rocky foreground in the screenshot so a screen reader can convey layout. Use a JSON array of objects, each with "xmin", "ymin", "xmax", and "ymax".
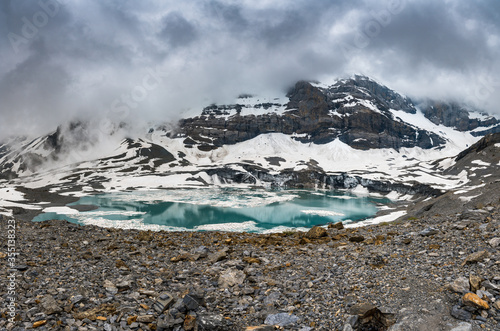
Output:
[{"xmin": 1, "ymin": 203, "xmax": 500, "ymax": 331}]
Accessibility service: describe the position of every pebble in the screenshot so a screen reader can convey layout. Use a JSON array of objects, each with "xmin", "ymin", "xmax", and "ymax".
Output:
[
  {"xmin": 264, "ymin": 313, "xmax": 299, "ymax": 327},
  {"xmin": 449, "ymin": 277, "xmax": 469, "ymax": 294},
  {"xmin": 419, "ymin": 227, "xmax": 439, "ymax": 236},
  {"xmin": 451, "ymin": 305, "xmax": 472, "ymax": 321},
  {"xmin": 462, "ymin": 293, "xmax": 489, "ymax": 310},
  {"xmin": 450, "ymin": 322, "xmax": 472, "ymax": 331}
]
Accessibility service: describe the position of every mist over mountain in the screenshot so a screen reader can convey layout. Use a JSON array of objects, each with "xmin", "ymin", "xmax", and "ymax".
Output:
[{"xmin": 1, "ymin": 0, "xmax": 500, "ymax": 140}]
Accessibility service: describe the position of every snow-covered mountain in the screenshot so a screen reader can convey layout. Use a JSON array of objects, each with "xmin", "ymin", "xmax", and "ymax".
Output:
[{"xmin": 1, "ymin": 75, "xmax": 499, "ymax": 203}]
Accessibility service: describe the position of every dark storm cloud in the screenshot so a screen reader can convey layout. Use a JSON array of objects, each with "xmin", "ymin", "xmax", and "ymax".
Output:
[
  {"xmin": 159, "ymin": 12, "xmax": 199, "ymax": 48},
  {"xmin": 1, "ymin": 0, "xmax": 500, "ymax": 140},
  {"xmin": 204, "ymin": 1, "xmax": 249, "ymax": 32}
]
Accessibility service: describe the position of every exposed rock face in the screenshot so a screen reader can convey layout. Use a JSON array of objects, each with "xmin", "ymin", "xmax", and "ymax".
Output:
[
  {"xmin": 420, "ymin": 100, "xmax": 499, "ymax": 133},
  {"xmin": 178, "ymin": 76, "xmax": 446, "ymax": 150},
  {"xmin": 455, "ymin": 132, "xmax": 500, "ymax": 162}
]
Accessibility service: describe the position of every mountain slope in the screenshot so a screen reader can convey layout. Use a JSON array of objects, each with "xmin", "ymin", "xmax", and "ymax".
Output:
[
  {"xmin": 403, "ymin": 132, "xmax": 500, "ymax": 219},
  {"xmin": 179, "ymin": 76, "xmax": 449, "ymax": 150},
  {"xmin": 0, "ymin": 75, "xmax": 498, "ymax": 202}
]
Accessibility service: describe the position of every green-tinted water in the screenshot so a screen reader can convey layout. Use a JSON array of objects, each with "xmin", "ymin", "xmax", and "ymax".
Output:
[{"xmin": 32, "ymin": 188, "xmax": 388, "ymax": 232}]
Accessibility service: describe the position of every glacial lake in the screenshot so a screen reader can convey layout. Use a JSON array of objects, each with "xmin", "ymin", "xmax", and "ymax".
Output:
[{"xmin": 32, "ymin": 188, "xmax": 389, "ymax": 233}]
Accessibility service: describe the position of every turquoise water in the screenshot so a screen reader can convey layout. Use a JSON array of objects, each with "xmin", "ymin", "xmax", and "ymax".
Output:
[{"xmin": 32, "ymin": 188, "xmax": 388, "ymax": 232}]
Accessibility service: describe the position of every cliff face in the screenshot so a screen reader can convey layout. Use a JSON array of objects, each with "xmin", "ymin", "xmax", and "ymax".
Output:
[
  {"xmin": 178, "ymin": 76, "xmax": 445, "ymax": 150},
  {"xmin": 420, "ymin": 100, "xmax": 499, "ymax": 134}
]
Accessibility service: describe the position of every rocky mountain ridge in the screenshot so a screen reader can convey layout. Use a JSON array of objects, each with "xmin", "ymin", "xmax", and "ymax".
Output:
[
  {"xmin": 0, "ymin": 75, "xmax": 499, "ymax": 205},
  {"xmin": 178, "ymin": 75, "xmax": 499, "ymax": 151}
]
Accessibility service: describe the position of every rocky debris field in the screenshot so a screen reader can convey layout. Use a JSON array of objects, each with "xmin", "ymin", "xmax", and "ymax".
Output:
[{"xmin": 1, "ymin": 202, "xmax": 500, "ymax": 331}]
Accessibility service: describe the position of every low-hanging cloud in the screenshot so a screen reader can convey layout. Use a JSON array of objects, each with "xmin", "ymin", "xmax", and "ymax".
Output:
[{"xmin": 1, "ymin": 0, "xmax": 500, "ymax": 140}]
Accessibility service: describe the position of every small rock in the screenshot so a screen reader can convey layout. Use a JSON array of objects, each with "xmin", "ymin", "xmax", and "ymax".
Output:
[
  {"xmin": 481, "ymin": 280, "xmax": 499, "ymax": 292},
  {"xmin": 345, "ymin": 315, "xmax": 359, "ymax": 328},
  {"xmin": 12, "ymin": 264, "xmax": 28, "ymax": 271},
  {"xmin": 170, "ymin": 252, "xmax": 193, "ymax": 262},
  {"xmin": 208, "ymin": 249, "xmax": 228, "ymax": 263},
  {"xmin": 245, "ymin": 326, "xmax": 274, "ymax": 331},
  {"xmin": 469, "ymin": 275, "xmax": 483, "ymax": 292},
  {"xmin": 103, "ymin": 280, "xmax": 118, "ymax": 294},
  {"xmin": 462, "ymin": 293, "xmax": 489, "ymax": 310},
  {"xmin": 184, "ymin": 313, "xmax": 197, "ymax": 331},
  {"xmin": 136, "ymin": 315, "xmax": 154, "ymax": 323},
  {"xmin": 194, "ymin": 246, "xmax": 210, "ymax": 257},
  {"xmin": 476, "ymin": 290, "xmax": 494, "ymax": 302},
  {"xmin": 183, "ymin": 291, "xmax": 205, "ymax": 311},
  {"xmin": 349, "ymin": 303, "xmax": 376, "ymax": 316},
  {"xmin": 157, "ymin": 314, "xmax": 184, "ymax": 329},
  {"xmin": 492, "ymin": 301, "xmax": 500, "ymax": 310},
  {"xmin": 264, "ymin": 313, "xmax": 299, "ymax": 327},
  {"xmin": 40, "ymin": 295, "xmax": 62, "ymax": 315},
  {"xmin": 32, "ymin": 320, "xmax": 47, "ymax": 328},
  {"xmin": 115, "ymin": 259, "xmax": 128, "ymax": 269},
  {"xmin": 115, "ymin": 278, "xmax": 133, "ymax": 289},
  {"xmin": 197, "ymin": 313, "xmax": 225, "ymax": 330},
  {"xmin": 488, "ymin": 238, "xmax": 500, "ymax": 247},
  {"xmin": 152, "ymin": 292, "xmax": 174, "ymax": 313},
  {"xmin": 450, "ymin": 322, "xmax": 472, "ymax": 331},
  {"xmin": 0, "ymin": 252, "xmax": 6, "ymax": 259},
  {"xmin": 305, "ymin": 226, "xmax": 327, "ymax": 239},
  {"xmin": 243, "ymin": 257, "xmax": 261, "ymax": 264},
  {"xmin": 299, "ymin": 237, "xmax": 311, "ymax": 245},
  {"xmin": 218, "ymin": 268, "xmax": 246, "ymax": 288},
  {"xmin": 451, "ymin": 305, "xmax": 472, "ymax": 321},
  {"xmin": 328, "ymin": 222, "xmax": 344, "ymax": 230},
  {"xmin": 448, "ymin": 277, "xmax": 469, "ymax": 293},
  {"xmin": 462, "ymin": 250, "xmax": 489, "ymax": 266},
  {"xmin": 127, "ymin": 315, "xmax": 137, "ymax": 325},
  {"xmin": 71, "ymin": 295, "xmax": 85, "ymax": 304},
  {"xmin": 419, "ymin": 227, "xmax": 439, "ymax": 236},
  {"xmin": 349, "ymin": 236, "xmax": 365, "ymax": 243}
]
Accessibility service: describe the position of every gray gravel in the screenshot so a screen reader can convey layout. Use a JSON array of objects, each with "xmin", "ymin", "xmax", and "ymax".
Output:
[{"xmin": 1, "ymin": 202, "xmax": 500, "ymax": 330}]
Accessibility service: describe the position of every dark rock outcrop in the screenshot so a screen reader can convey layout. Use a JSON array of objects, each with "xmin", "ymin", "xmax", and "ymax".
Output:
[
  {"xmin": 178, "ymin": 77, "xmax": 446, "ymax": 150},
  {"xmin": 420, "ymin": 100, "xmax": 499, "ymax": 132},
  {"xmin": 455, "ymin": 132, "xmax": 500, "ymax": 162}
]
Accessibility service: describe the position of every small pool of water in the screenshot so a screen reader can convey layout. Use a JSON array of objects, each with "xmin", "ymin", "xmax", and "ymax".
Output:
[{"xmin": 32, "ymin": 188, "xmax": 389, "ymax": 233}]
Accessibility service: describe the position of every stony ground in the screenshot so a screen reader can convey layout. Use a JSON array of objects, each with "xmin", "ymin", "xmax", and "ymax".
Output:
[{"xmin": 1, "ymin": 202, "xmax": 500, "ymax": 331}]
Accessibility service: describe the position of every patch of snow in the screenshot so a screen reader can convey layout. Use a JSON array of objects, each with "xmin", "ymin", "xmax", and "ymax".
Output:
[
  {"xmin": 471, "ymin": 160, "xmax": 490, "ymax": 166},
  {"xmin": 468, "ymin": 111, "xmax": 493, "ymax": 120},
  {"xmin": 459, "ymin": 194, "xmax": 480, "ymax": 202},
  {"xmin": 0, "ymin": 208, "xmax": 12, "ymax": 217},
  {"xmin": 471, "ymin": 123, "xmax": 499, "ymax": 132},
  {"xmin": 0, "ymin": 188, "xmax": 25, "ymax": 201},
  {"xmin": 350, "ymin": 186, "xmax": 370, "ymax": 196},
  {"xmin": 344, "ymin": 99, "xmax": 380, "ymax": 113},
  {"xmin": 42, "ymin": 206, "xmax": 80, "ymax": 214},
  {"xmin": 384, "ymin": 191, "xmax": 413, "ymax": 201},
  {"xmin": 301, "ymin": 210, "xmax": 345, "ymax": 217},
  {"xmin": 390, "ymin": 108, "xmax": 479, "ymax": 150},
  {"xmin": 345, "ymin": 210, "xmax": 407, "ymax": 228},
  {"xmin": 454, "ymin": 183, "xmax": 486, "ymax": 194}
]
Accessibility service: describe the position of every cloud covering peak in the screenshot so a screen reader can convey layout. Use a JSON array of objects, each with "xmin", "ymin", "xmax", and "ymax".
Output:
[{"xmin": 1, "ymin": 0, "xmax": 500, "ymax": 139}]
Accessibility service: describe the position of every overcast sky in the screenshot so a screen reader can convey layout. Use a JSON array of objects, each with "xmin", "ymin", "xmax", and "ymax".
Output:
[{"xmin": 1, "ymin": 0, "xmax": 500, "ymax": 139}]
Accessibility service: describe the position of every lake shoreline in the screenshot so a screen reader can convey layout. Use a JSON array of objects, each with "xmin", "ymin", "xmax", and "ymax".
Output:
[{"xmin": 16, "ymin": 187, "xmax": 402, "ymax": 233}]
